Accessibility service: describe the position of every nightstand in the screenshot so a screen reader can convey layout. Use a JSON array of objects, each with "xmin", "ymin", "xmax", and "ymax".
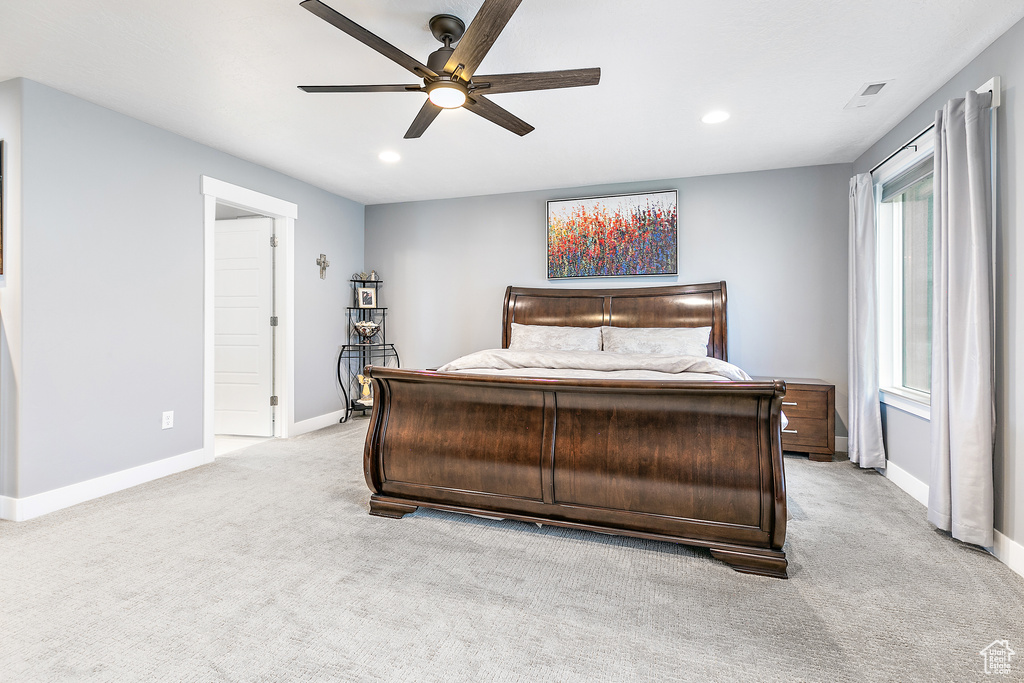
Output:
[{"xmin": 755, "ymin": 377, "xmax": 835, "ymax": 461}]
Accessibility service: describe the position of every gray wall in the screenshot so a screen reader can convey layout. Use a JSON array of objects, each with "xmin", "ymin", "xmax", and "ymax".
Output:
[
  {"xmin": 0, "ymin": 79, "xmax": 23, "ymax": 498},
  {"xmin": 880, "ymin": 405, "xmax": 930, "ymax": 484},
  {"xmin": 2, "ymin": 78, "xmax": 363, "ymax": 498},
  {"xmin": 365, "ymin": 164, "xmax": 852, "ymax": 433},
  {"xmin": 853, "ymin": 16, "xmax": 1024, "ymax": 546}
]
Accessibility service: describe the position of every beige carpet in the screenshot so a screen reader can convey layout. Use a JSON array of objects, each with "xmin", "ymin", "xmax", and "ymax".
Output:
[{"xmin": 1, "ymin": 419, "xmax": 1022, "ymax": 681}]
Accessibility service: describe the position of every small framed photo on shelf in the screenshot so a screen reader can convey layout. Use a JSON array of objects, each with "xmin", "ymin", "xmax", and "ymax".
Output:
[{"xmin": 357, "ymin": 287, "xmax": 377, "ymax": 308}]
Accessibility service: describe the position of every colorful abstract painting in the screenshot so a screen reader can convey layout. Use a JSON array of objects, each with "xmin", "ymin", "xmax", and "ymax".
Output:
[{"xmin": 547, "ymin": 190, "xmax": 677, "ymax": 279}]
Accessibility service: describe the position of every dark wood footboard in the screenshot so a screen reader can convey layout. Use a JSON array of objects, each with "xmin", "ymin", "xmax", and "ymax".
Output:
[{"xmin": 363, "ymin": 367, "xmax": 788, "ymax": 578}]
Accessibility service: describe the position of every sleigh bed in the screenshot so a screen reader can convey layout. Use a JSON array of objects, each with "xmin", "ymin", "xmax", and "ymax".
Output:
[{"xmin": 362, "ymin": 282, "xmax": 789, "ymax": 578}]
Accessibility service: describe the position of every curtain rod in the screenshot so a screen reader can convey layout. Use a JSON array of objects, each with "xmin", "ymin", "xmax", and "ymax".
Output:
[
  {"xmin": 869, "ymin": 77, "xmax": 1000, "ymax": 176},
  {"xmin": 869, "ymin": 122, "xmax": 935, "ymax": 176}
]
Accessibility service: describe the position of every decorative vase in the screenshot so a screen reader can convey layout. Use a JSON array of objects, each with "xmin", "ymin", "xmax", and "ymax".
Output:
[{"xmin": 354, "ymin": 320, "xmax": 380, "ymax": 342}]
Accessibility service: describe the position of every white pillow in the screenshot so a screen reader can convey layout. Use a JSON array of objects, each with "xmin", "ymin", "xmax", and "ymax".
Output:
[
  {"xmin": 508, "ymin": 323, "xmax": 602, "ymax": 352},
  {"xmin": 601, "ymin": 325, "xmax": 712, "ymax": 357}
]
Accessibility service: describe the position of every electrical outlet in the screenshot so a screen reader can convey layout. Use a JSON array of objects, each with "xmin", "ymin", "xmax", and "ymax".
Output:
[{"xmin": 162, "ymin": 411, "xmax": 174, "ymax": 429}]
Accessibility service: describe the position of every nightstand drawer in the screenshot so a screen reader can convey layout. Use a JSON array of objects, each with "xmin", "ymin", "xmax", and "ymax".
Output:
[
  {"xmin": 781, "ymin": 416, "xmax": 829, "ymax": 448},
  {"xmin": 780, "ymin": 388, "xmax": 828, "ymax": 418},
  {"xmin": 752, "ymin": 376, "xmax": 835, "ymax": 459}
]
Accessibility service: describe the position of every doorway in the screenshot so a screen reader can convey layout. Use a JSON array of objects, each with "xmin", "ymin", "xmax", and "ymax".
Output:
[
  {"xmin": 201, "ymin": 176, "xmax": 297, "ymax": 460},
  {"xmin": 214, "ymin": 211, "xmax": 274, "ymax": 437}
]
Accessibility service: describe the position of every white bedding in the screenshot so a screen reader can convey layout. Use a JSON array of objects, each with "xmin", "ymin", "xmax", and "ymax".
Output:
[
  {"xmin": 437, "ymin": 348, "xmax": 752, "ymax": 382},
  {"xmin": 436, "ymin": 349, "xmax": 788, "ymax": 428}
]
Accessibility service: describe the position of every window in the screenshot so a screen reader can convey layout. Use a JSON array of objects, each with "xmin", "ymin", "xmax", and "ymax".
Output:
[{"xmin": 874, "ymin": 135, "xmax": 934, "ymax": 416}]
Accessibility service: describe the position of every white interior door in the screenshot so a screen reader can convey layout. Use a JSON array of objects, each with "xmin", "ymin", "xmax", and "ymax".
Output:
[{"xmin": 214, "ymin": 217, "xmax": 274, "ymax": 436}]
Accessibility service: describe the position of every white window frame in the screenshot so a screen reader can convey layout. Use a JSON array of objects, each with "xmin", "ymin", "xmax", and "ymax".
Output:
[
  {"xmin": 871, "ymin": 77, "xmax": 1000, "ymax": 423},
  {"xmin": 873, "ymin": 134, "xmax": 935, "ymax": 421}
]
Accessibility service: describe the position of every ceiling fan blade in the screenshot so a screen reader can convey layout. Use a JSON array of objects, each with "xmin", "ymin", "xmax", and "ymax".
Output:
[
  {"xmin": 299, "ymin": 85, "xmax": 422, "ymax": 93},
  {"xmin": 404, "ymin": 100, "xmax": 443, "ymax": 139},
  {"xmin": 443, "ymin": 0, "xmax": 522, "ymax": 81},
  {"xmin": 300, "ymin": 0, "xmax": 438, "ymax": 80},
  {"xmin": 472, "ymin": 68, "xmax": 601, "ymax": 94},
  {"xmin": 464, "ymin": 94, "xmax": 534, "ymax": 136}
]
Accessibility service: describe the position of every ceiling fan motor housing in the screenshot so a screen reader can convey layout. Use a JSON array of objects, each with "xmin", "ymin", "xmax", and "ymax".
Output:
[{"xmin": 427, "ymin": 46, "xmax": 456, "ymax": 75}]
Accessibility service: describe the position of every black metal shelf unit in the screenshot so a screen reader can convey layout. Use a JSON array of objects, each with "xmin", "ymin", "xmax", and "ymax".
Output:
[{"xmin": 338, "ymin": 279, "xmax": 399, "ymax": 422}]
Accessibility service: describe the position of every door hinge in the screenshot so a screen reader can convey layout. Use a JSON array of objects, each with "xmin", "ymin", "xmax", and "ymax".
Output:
[
  {"xmin": 270, "ymin": 235, "xmax": 278, "ymax": 247},
  {"xmin": 270, "ymin": 395, "xmax": 279, "ymax": 406},
  {"xmin": 270, "ymin": 316, "xmax": 278, "ymax": 326}
]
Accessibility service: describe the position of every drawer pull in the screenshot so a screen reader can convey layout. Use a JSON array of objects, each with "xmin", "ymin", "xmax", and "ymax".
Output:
[
  {"xmin": 782, "ymin": 429, "xmax": 798, "ymax": 434},
  {"xmin": 782, "ymin": 401, "xmax": 798, "ymax": 406}
]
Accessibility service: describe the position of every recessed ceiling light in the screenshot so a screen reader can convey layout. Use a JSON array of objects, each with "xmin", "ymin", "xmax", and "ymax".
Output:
[
  {"xmin": 701, "ymin": 110, "xmax": 730, "ymax": 124},
  {"xmin": 378, "ymin": 151, "xmax": 401, "ymax": 163}
]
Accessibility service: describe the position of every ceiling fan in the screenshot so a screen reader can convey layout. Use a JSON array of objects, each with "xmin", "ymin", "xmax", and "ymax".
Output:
[{"xmin": 297, "ymin": 0, "xmax": 601, "ymax": 138}]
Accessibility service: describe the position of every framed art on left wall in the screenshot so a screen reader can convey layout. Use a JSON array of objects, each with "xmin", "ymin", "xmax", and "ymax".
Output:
[{"xmin": 0, "ymin": 139, "xmax": 4, "ymax": 274}]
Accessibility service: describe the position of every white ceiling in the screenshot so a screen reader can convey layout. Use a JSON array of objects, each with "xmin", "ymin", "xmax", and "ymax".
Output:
[{"xmin": 2, "ymin": 0, "xmax": 1022, "ymax": 205}]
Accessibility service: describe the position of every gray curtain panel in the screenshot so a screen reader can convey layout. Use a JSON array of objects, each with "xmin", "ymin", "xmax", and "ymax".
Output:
[
  {"xmin": 848, "ymin": 173, "xmax": 886, "ymax": 469},
  {"xmin": 928, "ymin": 90, "xmax": 995, "ymax": 547}
]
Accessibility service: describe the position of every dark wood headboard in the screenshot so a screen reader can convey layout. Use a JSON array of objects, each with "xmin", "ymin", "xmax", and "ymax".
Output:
[{"xmin": 501, "ymin": 282, "xmax": 728, "ymax": 361}]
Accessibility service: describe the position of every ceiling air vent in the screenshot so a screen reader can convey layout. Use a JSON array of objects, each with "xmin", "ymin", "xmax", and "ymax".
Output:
[{"xmin": 845, "ymin": 81, "xmax": 891, "ymax": 110}]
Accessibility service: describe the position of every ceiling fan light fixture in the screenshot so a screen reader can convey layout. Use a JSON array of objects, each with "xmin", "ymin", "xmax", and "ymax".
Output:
[
  {"xmin": 378, "ymin": 150, "xmax": 401, "ymax": 163},
  {"xmin": 298, "ymin": 0, "xmax": 601, "ymax": 137},
  {"xmin": 426, "ymin": 81, "xmax": 467, "ymax": 109},
  {"xmin": 701, "ymin": 110, "xmax": 730, "ymax": 124}
]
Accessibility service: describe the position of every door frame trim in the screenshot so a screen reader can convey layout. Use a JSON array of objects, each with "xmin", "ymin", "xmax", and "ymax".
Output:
[{"xmin": 201, "ymin": 176, "xmax": 297, "ymax": 458}]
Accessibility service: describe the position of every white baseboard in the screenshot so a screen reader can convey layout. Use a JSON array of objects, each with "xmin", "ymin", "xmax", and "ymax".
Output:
[
  {"xmin": 884, "ymin": 459, "xmax": 929, "ymax": 506},
  {"xmin": 1, "ymin": 410, "xmax": 346, "ymax": 522},
  {"xmin": 835, "ymin": 436, "xmax": 848, "ymax": 453},
  {"xmin": 292, "ymin": 409, "xmax": 346, "ymax": 436},
  {"xmin": 0, "ymin": 447, "xmax": 211, "ymax": 522},
  {"xmin": 883, "ymin": 460, "xmax": 1024, "ymax": 579},
  {"xmin": 993, "ymin": 530, "xmax": 1024, "ymax": 580}
]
